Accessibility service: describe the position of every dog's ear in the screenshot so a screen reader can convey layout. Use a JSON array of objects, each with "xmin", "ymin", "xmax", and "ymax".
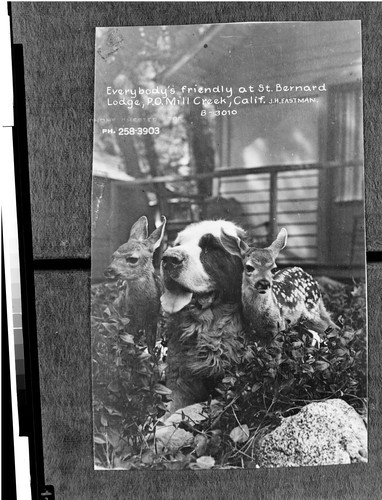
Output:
[
  {"xmin": 220, "ymin": 228, "xmax": 249, "ymax": 258},
  {"xmin": 129, "ymin": 216, "xmax": 148, "ymax": 241},
  {"xmin": 268, "ymin": 228, "xmax": 287, "ymax": 258},
  {"xmin": 147, "ymin": 216, "xmax": 166, "ymax": 252}
]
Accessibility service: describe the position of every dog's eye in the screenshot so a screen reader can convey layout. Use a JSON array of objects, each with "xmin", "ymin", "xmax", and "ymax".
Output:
[
  {"xmin": 245, "ymin": 264, "xmax": 255, "ymax": 273},
  {"xmin": 126, "ymin": 257, "xmax": 139, "ymax": 264},
  {"xmin": 271, "ymin": 267, "xmax": 278, "ymax": 274}
]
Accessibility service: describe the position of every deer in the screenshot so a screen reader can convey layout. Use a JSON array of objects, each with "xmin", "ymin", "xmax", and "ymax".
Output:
[
  {"xmin": 220, "ymin": 227, "xmax": 338, "ymax": 344},
  {"xmin": 104, "ymin": 215, "xmax": 166, "ymax": 353}
]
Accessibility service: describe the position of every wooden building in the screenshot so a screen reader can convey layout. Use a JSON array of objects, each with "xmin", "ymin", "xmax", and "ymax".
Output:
[{"xmin": 157, "ymin": 22, "xmax": 365, "ymax": 278}]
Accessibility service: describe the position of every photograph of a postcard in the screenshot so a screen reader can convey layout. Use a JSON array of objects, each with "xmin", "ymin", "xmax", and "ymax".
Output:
[{"xmin": 91, "ymin": 21, "xmax": 367, "ymax": 470}]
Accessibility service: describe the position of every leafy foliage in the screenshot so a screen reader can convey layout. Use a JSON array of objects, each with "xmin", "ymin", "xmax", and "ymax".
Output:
[
  {"xmin": 92, "ymin": 282, "xmax": 169, "ymax": 469},
  {"xmin": 91, "ymin": 280, "xmax": 367, "ymax": 469}
]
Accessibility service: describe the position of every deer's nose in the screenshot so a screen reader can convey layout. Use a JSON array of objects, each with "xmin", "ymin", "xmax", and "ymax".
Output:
[
  {"xmin": 255, "ymin": 279, "xmax": 271, "ymax": 292},
  {"xmin": 104, "ymin": 266, "xmax": 118, "ymax": 278}
]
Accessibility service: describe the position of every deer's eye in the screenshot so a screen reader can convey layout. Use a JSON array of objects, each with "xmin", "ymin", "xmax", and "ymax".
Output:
[
  {"xmin": 271, "ymin": 266, "xmax": 278, "ymax": 274},
  {"xmin": 245, "ymin": 264, "xmax": 255, "ymax": 273},
  {"xmin": 126, "ymin": 257, "xmax": 139, "ymax": 264}
]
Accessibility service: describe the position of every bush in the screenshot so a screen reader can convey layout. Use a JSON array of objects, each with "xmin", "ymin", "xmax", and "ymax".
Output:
[
  {"xmin": 91, "ymin": 281, "xmax": 170, "ymax": 469},
  {"xmin": 91, "ymin": 279, "xmax": 367, "ymax": 469},
  {"xmin": 204, "ymin": 280, "xmax": 367, "ymax": 467}
]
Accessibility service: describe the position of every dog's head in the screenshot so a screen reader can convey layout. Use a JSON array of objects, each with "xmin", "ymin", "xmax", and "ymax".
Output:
[{"xmin": 161, "ymin": 220, "xmax": 245, "ymax": 313}]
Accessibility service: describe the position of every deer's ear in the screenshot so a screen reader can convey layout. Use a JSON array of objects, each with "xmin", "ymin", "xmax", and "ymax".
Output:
[
  {"xmin": 147, "ymin": 216, "xmax": 166, "ymax": 252},
  {"xmin": 129, "ymin": 216, "xmax": 148, "ymax": 241},
  {"xmin": 220, "ymin": 228, "xmax": 248, "ymax": 258},
  {"xmin": 269, "ymin": 228, "xmax": 287, "ymax": 257}
]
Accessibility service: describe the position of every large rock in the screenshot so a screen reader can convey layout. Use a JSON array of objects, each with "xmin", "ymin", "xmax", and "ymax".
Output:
[{"xmin": 257, "ymin": 399, "xmax": 367, "ymax": 467}]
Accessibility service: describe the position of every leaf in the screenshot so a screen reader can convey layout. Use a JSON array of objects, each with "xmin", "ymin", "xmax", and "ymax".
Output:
[
  {"xmin": 292, "ymin": 341, "xmax": 303, "ymax": 348},
  {"xmin": 315, "ymin": 360, "xmax": 330, "ymax": 371},
  {"xmin": 94, "ymin": 434, "xmax": 107, "ymax": 445},
  {"xmin": 194, "ymin": 434, "xmax": 208, "ymax": 457},
  {"xmin": 307, "ymin": 329, "xmax": 321, "ymax": 343},
  {"xmin": 342, "ymin": 330, "xmax": 355, "ymax": 341},
  {"xmin": 335, "ymin": 348, "xmax": 349, "ymax": 357},
  {"xmin": 107, "ymin": 381, "xmax": 121, "ymax": 393},
  {"xmin": 153, "ymin": 384, "xmax": 172, "ymax": 395},
  {"xmin": 243, "ymin": 349, "xmax": 255, "ymax": 361},
  {"xmin": 251, "ymin": 382, "xmax": 262, "ymax": 393},
  {"xmin": 280, "ymin": 378, "xmax": 294, "ymax": 392},
  {"xmin": 100, "ymin": 413, "xmax": 108, "ymax": 427},
  {"xmin": 141, "ymin": 449, "xmax": 155, "ymax": 465},
  {"xmin": 107, "ymin": 427, "xmax": 121, "ymax": 448},
  {"xmin": 138, "ymin": 352, "xmax": 152, "ymax": 361},
  {"xmin": 113, "ymin": 457, "xmax": 133, "ymax": 470},
  {"xmin": 222, "ymin": 376, "xmax": 236, "ymax": 386},
  {"xmin": 301, "ymin": 363, "xmax": 314, "ymax": 374},
  {"xmin": 209, "ymin": 434, "xmax": 222, "ymax": 455},
  {"xmin": 120, "ymin": 333, "xmax": 135, "ymax": 344},
  {"xmin": 195, "ymin": 456, "xmax": 215, "ymax": 469},
  {"xmin": 229, "ymin": 424, "xmax": 250, "ymax": 443},
  {"xmin": 104, "ymin": 406, "xmax": 122, "ymax": 416},
  {"xmin": 101, "ymin": 322, "xmax": 117, "ymax": 334},
  {"xmin": 327, "ymin": 330, "xmax": 339, "ymax": 338}
]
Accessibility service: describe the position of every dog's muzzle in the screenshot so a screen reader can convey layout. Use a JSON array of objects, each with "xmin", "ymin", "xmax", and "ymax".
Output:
[{"xmin": 162, "ymin": 250, "xmax": 185, "ymax": 273}]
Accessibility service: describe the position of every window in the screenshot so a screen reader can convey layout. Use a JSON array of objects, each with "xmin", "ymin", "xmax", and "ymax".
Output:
[{"xmin": 327, "ymin": 84, "xmax": 364, "ymax": 202}]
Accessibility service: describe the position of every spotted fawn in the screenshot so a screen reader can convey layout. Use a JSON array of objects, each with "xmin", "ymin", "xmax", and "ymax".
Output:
[{"xmin": 221, "ymin": 227, "xmax": 337, "ymax": 344}]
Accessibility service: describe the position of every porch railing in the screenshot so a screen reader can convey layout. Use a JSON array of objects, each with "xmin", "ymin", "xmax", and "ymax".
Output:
[{"xmin": 121, "ymin": 161, "xmax": 363, "ymax": 245}]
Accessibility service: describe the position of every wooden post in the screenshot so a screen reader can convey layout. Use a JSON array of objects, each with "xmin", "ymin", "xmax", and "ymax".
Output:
[{"xmin": 269, "ymin": 172, "xmax": 278, "ymax": 244}]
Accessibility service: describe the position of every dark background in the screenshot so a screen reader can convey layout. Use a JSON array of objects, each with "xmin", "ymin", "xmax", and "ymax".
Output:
[{"xmin": 9, "ymin": 2, "xmax": 382, "ymax": 499}]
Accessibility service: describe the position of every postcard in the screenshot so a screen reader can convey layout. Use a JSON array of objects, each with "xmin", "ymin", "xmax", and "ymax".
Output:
[{"xmin": 91, "ymin": 21, "xmax": 366, "ymax": 470}]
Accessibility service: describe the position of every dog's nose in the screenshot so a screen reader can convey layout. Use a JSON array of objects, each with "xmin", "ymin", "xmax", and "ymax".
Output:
[
  {"xmin": 162, "ymin": 252, "xmax": 185, "ymax": 270},
  {"xmin": 255, "ymin": 279, "xmax": 271, "ymax": 291}
]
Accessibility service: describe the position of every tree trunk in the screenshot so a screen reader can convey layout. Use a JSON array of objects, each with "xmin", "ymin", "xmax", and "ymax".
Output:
[{"xmin": 187, "ymin": 103, "xmax": 216, "ymax": 197}]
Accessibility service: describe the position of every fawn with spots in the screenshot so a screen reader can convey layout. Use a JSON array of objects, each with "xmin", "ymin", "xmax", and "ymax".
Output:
[
  {"xmin": 221, "ymin": 227, "xmax": 337, "ymax": 344},
  {"xmin": 104, "ymin": 215, "xmax": 166, "ymax": 352}
]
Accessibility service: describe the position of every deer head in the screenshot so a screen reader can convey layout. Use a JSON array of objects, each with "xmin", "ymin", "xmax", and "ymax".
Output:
[
  {"xmin": 221, "ymin": 228, "xmax": 287, "ymax": 293},
  {"xmin": 104, "ymin": 216, "xmax": 166, "ymax": 281}
]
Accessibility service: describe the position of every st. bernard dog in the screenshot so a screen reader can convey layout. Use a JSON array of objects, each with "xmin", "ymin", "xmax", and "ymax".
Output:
[{"xmin": 161, "ymin": 220, "xmax": 246, "ymax": 412}]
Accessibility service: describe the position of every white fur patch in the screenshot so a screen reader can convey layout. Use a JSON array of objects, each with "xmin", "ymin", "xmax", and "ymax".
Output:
[
  {"xmin": 175, "ymin": 220, "xmax": 243, "ymax": 245},
  {"xmin": 173, "ymin": 220, "xmax": 243, "ymax": 293}
]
